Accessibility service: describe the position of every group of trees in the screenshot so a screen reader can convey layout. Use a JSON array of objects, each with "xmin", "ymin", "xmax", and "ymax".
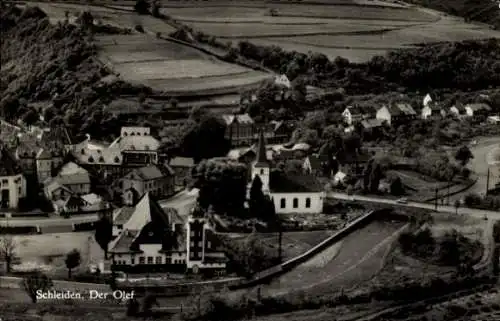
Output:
[
  {"xmin": 398, "ymin": 227, "xmax": 482, "ymax": 269},
  {"xmin": 464, "ymin": 193, "xmax": 500, "ymax": 211},
  {"xmin": 191, "ymin": 158, "xmax": 248, "ymax": 216}
]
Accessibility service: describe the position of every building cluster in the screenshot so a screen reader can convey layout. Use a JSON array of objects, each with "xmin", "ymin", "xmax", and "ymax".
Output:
[{"xmin": 341, "ymin": 94, "xmax": 498, "ymax": 134}]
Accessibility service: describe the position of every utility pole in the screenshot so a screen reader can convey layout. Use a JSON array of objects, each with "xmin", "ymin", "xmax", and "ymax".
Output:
[
  {"xmin": 434, "ymin": 188, "xmax": 438, "ymax": 211},
  {"xmin": 486, "ymin": 167, "xmax": 490, "ymax": 196},
  {"xmin": 278, "ymin": 222, "xmax": 283, "ymax": 262}
]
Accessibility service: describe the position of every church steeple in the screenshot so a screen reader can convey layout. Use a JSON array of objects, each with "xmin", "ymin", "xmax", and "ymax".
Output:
[{"xmin": 254, "ymin": 128, "xmax": 269, "ymax": 168}]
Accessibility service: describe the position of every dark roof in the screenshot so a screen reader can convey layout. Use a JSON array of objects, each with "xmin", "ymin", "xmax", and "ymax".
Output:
[
  {"xmin": 133, "ymin": 165, "xmax": 165, "ymax": 180},
  {"xmin": 466, "ymin": 103, "xmax": 491, "ymax": 112},
  {"xmin": 0, "ymin": 145, "xmax": 23, "ymax": 176},
  {"xmin": 345, "ymin": 105, "xmax": 363, "ymax": 115},
  {"xmin": 169, "ymin": 157, "xmax": 195, "ymax": 168},
  {"xmin": 270, "ymin": 172, "xmax": 323, "ymax": 193},
  {"xmin": 254, "ymin": 129, "xmax": 270, "ymax": 168}
]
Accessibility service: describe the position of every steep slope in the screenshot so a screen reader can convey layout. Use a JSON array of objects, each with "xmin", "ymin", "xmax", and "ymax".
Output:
[
  {"xmin": 407, "ymin": 0, "xmax": 500, "ymax": 29},
  {"xmin": 0, "ymin": 5, "xmax": 142, "ymax": 140}
]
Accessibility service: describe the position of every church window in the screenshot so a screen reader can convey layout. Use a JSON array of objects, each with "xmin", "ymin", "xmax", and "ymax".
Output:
[
  {"xmin": 260, "ymin": 169, "xmax": 264, "ymax": 175},
  {"xmin": 293, "ymin": 198, "xmax": 298, "ymax": 208},
  {"xmin": 305, "ymin": 198, "xmax": 311, "ymax": 208},
  {"xmin": 280, "ymin": 198, "xmax": 286, "ymax": 208}
]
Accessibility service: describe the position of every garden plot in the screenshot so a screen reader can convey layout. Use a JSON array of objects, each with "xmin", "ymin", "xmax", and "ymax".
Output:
[
  {"xmin": 11, "ymin": 232, "xmax": 103, "ymax": 277},
  {"xmin": 95, "ymin": 34, "xmax": 270, "ymax": 94},
  {"xmin": 183, "ymin": 21, "xmax": 396, "ymax": 39},
  {"xmin": 268, "ymin": 4, "xmax": 436, "ymax": 22}
]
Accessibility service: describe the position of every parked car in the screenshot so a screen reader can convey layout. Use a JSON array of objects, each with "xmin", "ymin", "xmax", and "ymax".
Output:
[{"xmin": 396, "ymin": 198, "xmax": 408, "ymax": 204}]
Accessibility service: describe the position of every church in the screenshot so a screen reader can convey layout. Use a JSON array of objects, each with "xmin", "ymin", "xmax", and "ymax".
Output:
[{"xmin": 250, "ymin": 131, "xmax": 325, "ymax": 214}]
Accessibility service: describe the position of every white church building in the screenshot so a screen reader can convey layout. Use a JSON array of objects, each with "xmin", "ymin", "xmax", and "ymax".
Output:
[{"xmin": 250, "ymin": 131, "xmax": 325, "ymax": 214}]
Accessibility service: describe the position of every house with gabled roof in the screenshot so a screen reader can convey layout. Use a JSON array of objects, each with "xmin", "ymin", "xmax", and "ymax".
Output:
[
  {"xmin": 342, "ymin": 106, "xmax": 364, "ymax": 125},
  {"xmin": 169, "ymin": 157, "xmax": 195, "ymax": 187},
  {"xmin": 250, "ymin": 131, "xmax": 325, "ymax": 214},
  {"xmin": 109, "ymin": 193, "xmax": 226, "ymax": 274},
  {"xmin": 376, "ymin": 102, "xmax": 417, "ymax": 126},
  {"xmin": 465, "ymin": 103, "xmax": 492, "ymax": 118},
  {"xmin": 48, "ymin": 162, "xmax": 91, "ymax": 195},
  {"xmin": 421, "ymin": 102, "xmax": 445, "ymax": 120},
  {"xmin": 222, "ymin": 113, "xmax": 255, "ymax": 147},
  {"xmin": 114, "ymin": 164, "xmax": 175, "ymax": 205}
]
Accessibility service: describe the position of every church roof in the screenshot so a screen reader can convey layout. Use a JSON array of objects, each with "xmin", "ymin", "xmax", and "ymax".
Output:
[
  {"xmin": 254, "ymin": 129, "xmax": 269, "ymax": 168},
  {"xmin": 269, "ymin": 172, "xmax": 323, "ymax": 193}
]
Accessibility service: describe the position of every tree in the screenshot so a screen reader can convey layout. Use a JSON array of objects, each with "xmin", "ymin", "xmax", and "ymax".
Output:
[
  {"xmin": 0, "ymin": 235, "xmax": 16, "ymax": 273},
  {"xmin": 151, "ymin": 1, "xmax": 160, "ymax": 17},
  {"xmin": 65, "ymin": 249, "xmax": 81, "ymax": 279},
  {"xmin": 21, "ymin": 108, "xmax": 38, "ymax": 126},
  {"xmin": 134, "ymin": 0, "xmax": 150, "ymax": 15},
  {"xmin": 454, "ymin": 199, "xmax": 461, "ymax": 215},
  {"xmin": 191, "ymin": 158, "xmax": 248, "ymax": 215},
  {"xmin": 249, "ymin": 175, "xmax": 266, "ymax": 219},
  {"xmin": 455, "ymin": 145, "xmax": 474, "ymax": 166},
  {"xmin": 21, "ymin": 272, "xmax": 53, "ymax": 303},
  {"xmin": 94, "ymin": 217, "xmax": 113, "ymax": 259}
]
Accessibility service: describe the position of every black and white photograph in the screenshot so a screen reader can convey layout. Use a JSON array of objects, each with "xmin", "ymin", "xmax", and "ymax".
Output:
[{"xmin": 0, "ymin": 0, "xmax": 499, "ymax": 320}]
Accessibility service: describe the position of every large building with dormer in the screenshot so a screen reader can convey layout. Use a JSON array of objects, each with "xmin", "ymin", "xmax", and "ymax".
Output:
[
  {"xmin": 250, "ymin": 131, "xmax": 325, "ymax": 214},
  {"xmin": 109, "ymin": 193, "xmax": 226, "ymax": 275},
  {"xmin": 71, "ymin": 127, "xmax": 161, "ymax": 180}
]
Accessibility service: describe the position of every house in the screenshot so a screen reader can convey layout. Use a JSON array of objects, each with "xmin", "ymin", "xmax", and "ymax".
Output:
[
  {"xmin": 449, "ymin": 103, "xmax": 466, "ymax": 118},
  {"xmin": 49, "ymin": 162, "xmax": 91, "ymax": 195},
  {"xmin": 465, "ymin": 103, "xmax": 492, "ymax": 118},
  {"xmin": 376, "ymin": 102, "xmax": 417, "ymax": 126},
  {"xmin": 302, "ymin": 154, "xmax": 331, "ymax": 177},
  {"xmin": 487, "ymin": 116, "xmax": 500, "ymax": 124},
  {"xmin": 169, "ymin": 157, "xmax": 195, "ymax": 187},
  {"xmin": 45, "ymin": 181, "xmax": 73, "ymax": 201},
  {"xmin": 0, "ymin": 145, "xmax": 27, "ymax": 209},
  {"xmin": 274, "ymin": 74, "xmax": 291, "ymax": 88},
  {"xmin": 109, "ymin": 193, "xmax": 227, "ymax": 275},
  {"xmin": 332, "ymin": 171, "xmax": 347, "ymax": 187},
  {"xmin": 52, "ymin": 192, "xmax": 109, "ymax": 215},
  {"xmin": 422, "ymin": 93, "xmax": 433, "ymax": 108},
  {"xmin": 222, "ymin": 113, "xmax": 255, "ymax": 147},
  {"xmin": 114, "ymin": 164, "xmax": 175, "ymax": 205},
  {"xmin": 421, "ymin": 102, "xmax": 445, "ymax": 120},
  {"xmin": 342, "ymin": 106, "xmax": 364, "ymax": 125},
  {"xmin": 72, "ymin": 127, "xmax": 161, "ymax": 180},
  {"xmin": 251, "ymin": 131, "xmax": 325, "ymax": 214},
  {"xmin": 261, "ymin": 121, "xmax": 291, "ymax": 145}
]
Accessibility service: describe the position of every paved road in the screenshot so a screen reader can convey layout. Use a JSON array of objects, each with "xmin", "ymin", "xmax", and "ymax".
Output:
[
  {"xmin": 328, "ymin": 192, "xmax": 500, "ymax": 220},
  {"xmin": 0, "ymin": 214, "xmax": 99, "ymax": 227}
]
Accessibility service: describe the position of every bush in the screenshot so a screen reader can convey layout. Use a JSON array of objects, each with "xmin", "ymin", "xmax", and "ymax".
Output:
[{"xmin": 135, "ymin": 24, "xmax": 144, "ymax": 33}]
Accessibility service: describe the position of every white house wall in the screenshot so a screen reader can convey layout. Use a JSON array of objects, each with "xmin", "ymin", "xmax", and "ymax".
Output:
[
  {"xmin": 0, "ymin": 174, "xmax": 27, "ymax": 209},
  {"xmin": 271, "ymin": 192, "xmax": 324, "ymax": 214}
]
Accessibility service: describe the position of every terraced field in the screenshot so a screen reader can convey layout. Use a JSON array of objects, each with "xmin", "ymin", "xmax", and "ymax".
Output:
[{"xmin": 159, "ymin": 1, "xmax": 500, "ymax": 62}]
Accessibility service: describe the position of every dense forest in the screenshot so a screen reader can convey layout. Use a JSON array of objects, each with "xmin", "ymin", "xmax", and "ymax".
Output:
[
  {"xmin": 407, "ymin": 0, "xmax": 500, "ymax": 29},
  {"xmin": 0, "ymin": 5, "xmax": 144, "ymax": 141}
]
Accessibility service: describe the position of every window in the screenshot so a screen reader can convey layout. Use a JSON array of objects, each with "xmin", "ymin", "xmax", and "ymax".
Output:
[
  {"xmin": 207, "ymin": 241, "xmax": 211, "ymax": 248},
  {"xmin": 155, "ymin": 256, "xmax": 162, "ymax": 264},
  {"xmin": 1, "ymin": 179, "xmax": 7, "ymax": 185},
  {"xmin": 18, "ymin": 187, "xmax": 21, "ymax": 195},
  {"xmin": 147, "ymin": 256, "xmax": 153, "ymax": 264},
  {"xmin": 305, "ymin": 198, "xmax": 311, "ymax": 208},
  {"xmin": 139, "ymin": 257, "xmax": 145, "ymax": 264},
  {"xmin": 190, "ymin": 241, "xmax": 195, "ymax": 247},
  {"xmin": 131, "ymin": 258, "xmax": 135, "ymax": 265},
  {"xmin": 190, "ymin": 231, "xmax": 195, "ymax": 237},
  {"xmin": 293, "ymin": 198, "xmax": 298, "ymax": 208},
  {"xmin": 280, "ymin": 198, "xmax": 286, "ymax": 209},
  {"xmin": 260, "ymin": 169, "xmax": 264, "ymax": 175}
]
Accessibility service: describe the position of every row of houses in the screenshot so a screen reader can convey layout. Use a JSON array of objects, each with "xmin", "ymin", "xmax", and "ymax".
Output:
[{"xmin": 342, "ymin": 97, "xmax": 496, "ymax": 130}]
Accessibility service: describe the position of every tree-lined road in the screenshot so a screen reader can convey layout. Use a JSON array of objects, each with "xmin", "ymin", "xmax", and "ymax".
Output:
[{"xmin": 328, "ymin": 192, "xmax": 500, "ymax": 219}]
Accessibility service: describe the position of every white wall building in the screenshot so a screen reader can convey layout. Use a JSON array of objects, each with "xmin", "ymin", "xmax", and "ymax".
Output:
[{"xmin": 0, "ymin": 146, "xmax": 27, "ymax": 209}]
